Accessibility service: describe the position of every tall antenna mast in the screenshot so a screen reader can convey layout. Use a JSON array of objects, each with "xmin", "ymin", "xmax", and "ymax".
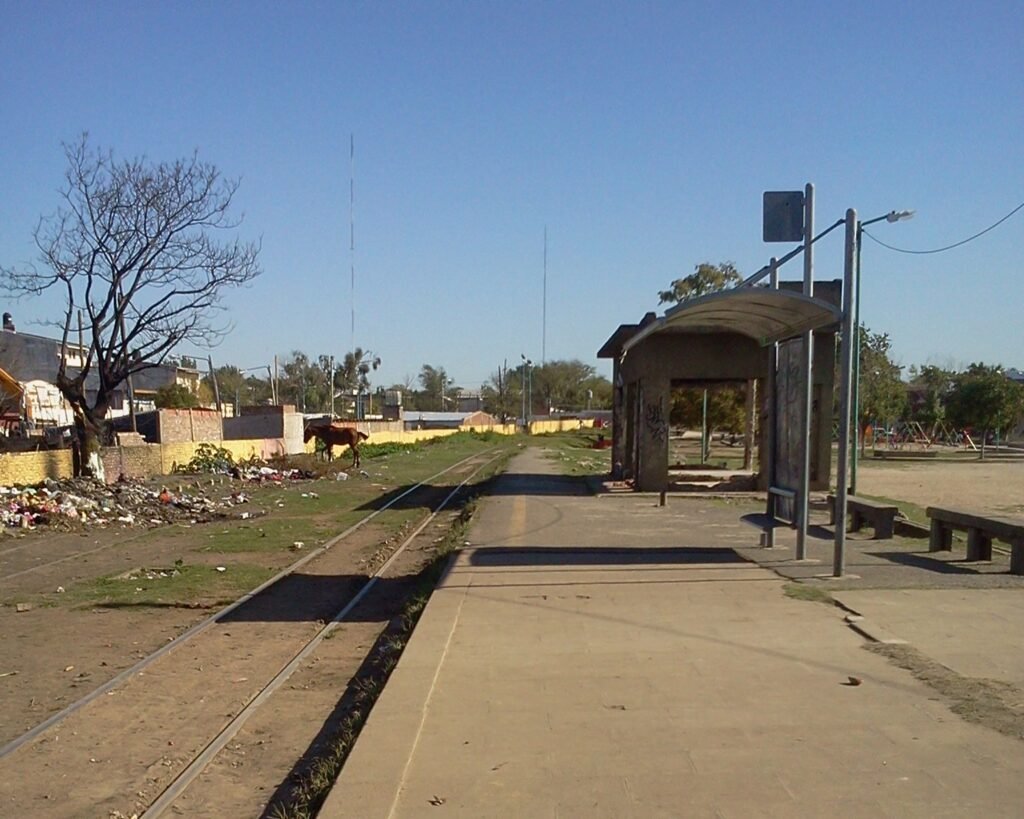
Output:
[
  {"xmin": 349, "ymin": 133, "xmax": 355, "ymax": 353},
  {"xmin": 542, "ymin": 225, "xmax": 547, "ymax": 364}
]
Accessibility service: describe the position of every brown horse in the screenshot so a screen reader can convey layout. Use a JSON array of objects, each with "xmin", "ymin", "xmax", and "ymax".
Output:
[{"xmin": 304, "ymin": 423, "xmax": 369, "ymax": 467}]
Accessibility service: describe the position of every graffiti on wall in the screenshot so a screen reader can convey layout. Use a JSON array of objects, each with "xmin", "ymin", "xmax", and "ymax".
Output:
[{"xmin": 644, "ymin": 400, "xmax": 667, "ymax": 443}]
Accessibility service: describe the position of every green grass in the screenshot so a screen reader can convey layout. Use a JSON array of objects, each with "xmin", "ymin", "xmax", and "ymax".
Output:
[
  {"xmin": 783, "ymin": 582, "xmax": 834, "ymax": 604},
  {"xmin": 10, "ymin": 434, "xmax": 517, "ymax": 610},
  {"xmin": 52, "ymin": 562, "xmax": 276, "ymax": 609},
  {"xmin": 531, "ymin": 430, "xmax": 612, "ymax": 476}
]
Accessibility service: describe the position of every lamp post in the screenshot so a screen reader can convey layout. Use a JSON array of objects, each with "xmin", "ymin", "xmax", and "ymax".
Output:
[
  {"xmin": 521, "ymin": 354, "xmax": 532, "ymax": 431},
  {"xmin": 850, "ymin": 209, "xmax": 914, "ymax": 495}
]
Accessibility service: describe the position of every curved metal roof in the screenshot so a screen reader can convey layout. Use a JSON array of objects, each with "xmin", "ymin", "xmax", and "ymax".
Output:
[{"xmin": 621, "ymin": 288, "xmax": 842, "ymax": 356}]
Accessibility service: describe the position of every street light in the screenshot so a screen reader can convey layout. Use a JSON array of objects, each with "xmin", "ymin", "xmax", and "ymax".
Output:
[
  {"xmin": 521, "ymin": 354, "xmax": 532, "ymax": 431},
  {"xmin": 851, "ymin": 209, "xmax": 914, "ymax": 494}
]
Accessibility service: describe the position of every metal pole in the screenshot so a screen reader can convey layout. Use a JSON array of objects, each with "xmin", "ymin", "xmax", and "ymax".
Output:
[
  {"xmin": 796, "ymin": 183, "xmax": 814, "ymax": 560},
  {"xmin": 701, "ymin": 389, "xmax": 708, "ymax": 465},
  {"xmin": 834, "ymin": 209, "xmax": 859, "ymax": 577},
  {"xmin": 527, "ymin": 365, "xmax": 532, "ymax": 425},
  {"xmin": 851, "ymin": 226, "xmax": 863, "ymax": 495},
  {"xmin": 330, "ymin": 356, "xmax": 335, "ymax": 418},
  {"xmin": 521, "ymin": 364, "xmax": 526, "ymax": 430},
  {"xmin": 764, "ymin": 257, "xmax": 779, "ymax": 547}
]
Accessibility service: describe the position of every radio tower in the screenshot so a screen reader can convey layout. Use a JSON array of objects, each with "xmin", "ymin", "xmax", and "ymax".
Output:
[{"xmin": 349, "ymin": 133, "xmax": 355, "ymax": 353}]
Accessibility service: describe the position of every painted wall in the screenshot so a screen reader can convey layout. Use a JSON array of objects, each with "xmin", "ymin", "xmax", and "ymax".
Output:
[{"xmin": 0, "ymin": 420, "xmax": 549, "ymax": 486}]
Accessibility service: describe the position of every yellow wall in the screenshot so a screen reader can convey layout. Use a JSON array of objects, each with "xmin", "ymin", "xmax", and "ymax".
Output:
[
  {"xmin": 528, "ymin": 418, "xmax": 594, "ymax": 435},
  {"xmin": 0, "ymin": 449, "xmax": 74, "ymax": 483},
  {"xmin": 0, "ymin": 420, "xmax": 576, "ymax": 485}
]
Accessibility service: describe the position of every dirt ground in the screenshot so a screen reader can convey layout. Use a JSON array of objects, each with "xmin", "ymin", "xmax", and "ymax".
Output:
[
  {"xmin": 2, "ymin": 445, "xmax": 1022, "ymax": 815},
  {"xmin": 855, "ymin": 456, "xmax": 1024, "ymax": 517},
  {"xmin": 0, "ymin": 443, "xmax": 508, "ymax": 818}
]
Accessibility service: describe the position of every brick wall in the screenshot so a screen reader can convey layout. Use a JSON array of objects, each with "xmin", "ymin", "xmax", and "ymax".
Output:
[
  {"xmin": 101, "ymin": 444, "xmax": 163, "ymax": 481},
  {"xmin": 158, "ymin": 409, "xmax": 223, "ymax": 443},
  {"xmin": 0, "ymin": 450, "xmax": 74, "ymax": 483}
]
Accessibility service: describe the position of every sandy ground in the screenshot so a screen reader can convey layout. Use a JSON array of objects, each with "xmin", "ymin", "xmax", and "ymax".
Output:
[{"xmin": 855, "ymin": 456, "xmax": 1024, "ymax": 517}]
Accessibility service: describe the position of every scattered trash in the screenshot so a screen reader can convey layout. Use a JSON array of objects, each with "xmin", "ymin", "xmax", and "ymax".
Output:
[
  {"xmin": 64, "ymin": 665, "xmax": 74, "ymax": 672},
  {"xmin": 292, "ymin": 541, "xmax": 304, "ymax": 550},
  {"xmin": 845, "ymin": 676, "xmax": 863, "ymax": 686},
  {"xmin": 215, "ymin": 566, "xmax": 226, "ymax": 573},
  {"xmin": 56, "ymin": 586, "xmax": 65, "ymax": 593},
  {"xmin": 0, "ymin": 670, "xmax": 18, "ymax": 677},
  {"xmin": 0, "ymin": 476, "xmax": 277, "ymax": 531},
  {"xmin": 335, "ymin": 472, "xmax": 349, "ymax": 481},
  {"xmin": 15, "ymin": 603, "xmax": 32, "ymax": 613}
]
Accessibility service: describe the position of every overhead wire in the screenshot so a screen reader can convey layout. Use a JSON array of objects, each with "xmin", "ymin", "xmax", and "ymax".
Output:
[{"xmin": 863, "ymin": 199, "xmax": 1024, "ymax": 254}]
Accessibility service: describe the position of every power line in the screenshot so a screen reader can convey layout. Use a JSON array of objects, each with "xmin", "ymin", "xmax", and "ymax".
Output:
[{"xmin": 863, "ymin": 199, "xmax": 1024, "ymax": 254}]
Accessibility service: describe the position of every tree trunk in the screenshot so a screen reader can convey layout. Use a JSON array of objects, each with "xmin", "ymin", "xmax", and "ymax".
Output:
[
  {"xmin": 70, "ymin": 404, "xmax": 107, "ymax": 482},
  {"xmin": 980, "ymin": 428, "xmax": 988, "ymax": 461}
]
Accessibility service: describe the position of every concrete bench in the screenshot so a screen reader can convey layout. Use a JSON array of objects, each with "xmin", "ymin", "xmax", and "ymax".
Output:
[
  {"xmin": 927, "ymin": 506, "xmax": 1024, "ymax": 574},
  {"xmin": 828, "ymin": 494, "xmax": 898, "ymax": 539}
]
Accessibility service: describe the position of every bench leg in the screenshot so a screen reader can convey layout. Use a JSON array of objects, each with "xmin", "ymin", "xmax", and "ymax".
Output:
[
  {"xmin": 874, "ymin": 514, "xmax": 895, "ymax": 540},
  {"xmin": 1011, "ymin": 542, "xmax": 1024, "ymax": 575},
  {"xmin": 966, "ymin": 528, "xmax": 993, "ymax": 561},
  {"xmin": 929, "ymin": 520, "xmax": 952, "ymax": 552},
  {"xmin": 850, "ymin": 510, "xmax": 863, "ymax": 533}
]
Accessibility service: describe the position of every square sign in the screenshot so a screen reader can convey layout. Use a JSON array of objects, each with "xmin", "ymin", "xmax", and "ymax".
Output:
[{"xmin": 763, "ymin": 191, "xmax": 805, "ymax": 242}]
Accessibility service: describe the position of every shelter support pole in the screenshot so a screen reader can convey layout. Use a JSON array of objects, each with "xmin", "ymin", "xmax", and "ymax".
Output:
[
  {"xmin": 833, "ymin": 209, "xmax": 859, "ymax": 577},
  {"xmin": 743, "ymin": 379, "xmax": 755, "ymax": 471},
  {"xmin": 796, "ymin": 183, "xmax": 814, "ymax": 560},
  {"xmin": 764, "ymin": 257, "xmax": 779, "ymax": 548}
]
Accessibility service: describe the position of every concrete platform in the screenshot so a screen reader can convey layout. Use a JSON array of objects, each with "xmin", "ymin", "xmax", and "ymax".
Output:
[{"xmin": 322, "ymin": 449, "xmax": 1024, "ymax": 818}]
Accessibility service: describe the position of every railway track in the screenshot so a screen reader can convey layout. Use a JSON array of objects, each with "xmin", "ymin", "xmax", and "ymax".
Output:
[{"xmin": 0, "ymin": 448, "xmax": 506, "ymax": 818}]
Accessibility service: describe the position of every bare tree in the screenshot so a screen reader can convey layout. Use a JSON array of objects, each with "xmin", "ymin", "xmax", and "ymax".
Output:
[{"xmin": 0, "ymin": 135, "xmax": 261, "ymax": 477}]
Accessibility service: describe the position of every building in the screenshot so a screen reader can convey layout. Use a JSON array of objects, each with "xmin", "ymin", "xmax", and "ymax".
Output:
[
  {"xmin": 0, "ymin": 325, "xmax": 198, "ymax": 431},
  {"xmin": 403, "ymin": 410, "xmax": 498, "ymax": 430}
]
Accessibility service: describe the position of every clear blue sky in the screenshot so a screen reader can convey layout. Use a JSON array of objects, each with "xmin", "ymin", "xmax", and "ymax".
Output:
[{"xmin": 2, "ymin": 1, "xmax": 1021, "ymax": 391}]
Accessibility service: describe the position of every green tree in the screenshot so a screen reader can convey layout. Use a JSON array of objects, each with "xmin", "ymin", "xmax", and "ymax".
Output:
[
  {"xmin": 906, "ymin": 364, "xmax": 955, "ymax": 429},
  {"xmin": 669, "ymin": 384, "xmax": 746, "ymax": 434},
  {"xmin": 202, "ymin": 365, "xmax": 269, "ymax": 411},
  {"xmin": 658, "ymin": 262, "xmax": 742, "ymax": 305},
  {"xmin": 856, "ymin": 328, "xmax": 907, "ymax": 450},
  {"xmin": 945, "ymin": 363, "xmax": 1024, "ymax": 459},
  {"xmin": 419, "ymin": 364, "xmax": 453, "ymax": 410},
  {"xmin": 154, "ymin": 383, "xmax": 200, "ymax": 409},
  {"xmin": 482, "ymin": 364, "xmax": 517, "ymax": 422},
  {"xmin": 659, "ymin": 263, "xmax": 745, "ymax": 436},
  {"xmin": 279, "ymin": 351, "xmax": 334, "ymax": 413},
  {"xmin": 0, "ymin": 136, "xmax": 261, "ymax": 477},
  {"xmin": 531, "ymin": 359, "xmax": 610, "ymax": 414}
]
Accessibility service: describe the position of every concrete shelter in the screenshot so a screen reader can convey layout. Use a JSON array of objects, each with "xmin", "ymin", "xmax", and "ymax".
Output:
[{"xmin": 598, "ymin": 281, "xmax": 842, "ymax": 491}]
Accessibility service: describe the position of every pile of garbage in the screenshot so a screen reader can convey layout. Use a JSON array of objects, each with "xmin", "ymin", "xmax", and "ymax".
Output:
[
  {"xmin": 0, "ymin": 477, "xmax": 263, "ymax": 531},
  {"xmin": 176, "ymin": 443, "xmax": 315, "ymax": 483}
]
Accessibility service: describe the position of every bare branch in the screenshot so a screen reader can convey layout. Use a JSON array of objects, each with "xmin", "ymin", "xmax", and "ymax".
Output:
[{"xmin": 0, "ymin": 135, "xmax": 262, "ymax": 471}]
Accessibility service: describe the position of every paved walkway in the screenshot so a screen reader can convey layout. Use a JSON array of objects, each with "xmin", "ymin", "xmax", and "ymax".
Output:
[{"xmin": 322, "ymin": 449, "xmax": 1024, "ymax": 818}]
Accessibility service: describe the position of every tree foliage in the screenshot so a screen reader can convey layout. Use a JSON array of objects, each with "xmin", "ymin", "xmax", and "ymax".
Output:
[
  {"xmin": 658, "ymin": 262, "xmax": 741, "ymax": 305},
  {"xmin": 906, "ymin": 364, "xmax": 955, "ymax": 428},
  {"xmin": 419, "ymin": 364, "xmax": 454, "ymax": 410},
  {"xmin": 945, "ymin": 363, "xmax": 1024, "ymax": 458},
  {"xmin": 856, "ymin": 327, "xmax": 907, "ymax": 432},
  {"xmin": 154, "ymin": 383, "xmax": 201, "ymax": 409},
  {"xmin": 482, "ymin": 359, "xmax": 611, "ymax": 419},
  {"xmin": 337, "ymin": 348, "xmax": 381, "ymax": 395},
  {"xmin": 0, "ymin": 135, "xmax": 261, "ymax": 476},
  {"xmin": 669, "ymin": 385, "xmax": 746, "ymax": 434},
  {"xmin": 660, "ymin": 263, "xmax": 744, "ymax": 433}
]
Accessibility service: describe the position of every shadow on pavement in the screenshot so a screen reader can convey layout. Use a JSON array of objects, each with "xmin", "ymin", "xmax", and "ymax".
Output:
[
  {"xmin": 866, "ymin": 550, "xmax": 981, "ymax": 574},
  {"xmin": 468, "ymin": 545, "xmax": 746, "ymax": 567}
]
